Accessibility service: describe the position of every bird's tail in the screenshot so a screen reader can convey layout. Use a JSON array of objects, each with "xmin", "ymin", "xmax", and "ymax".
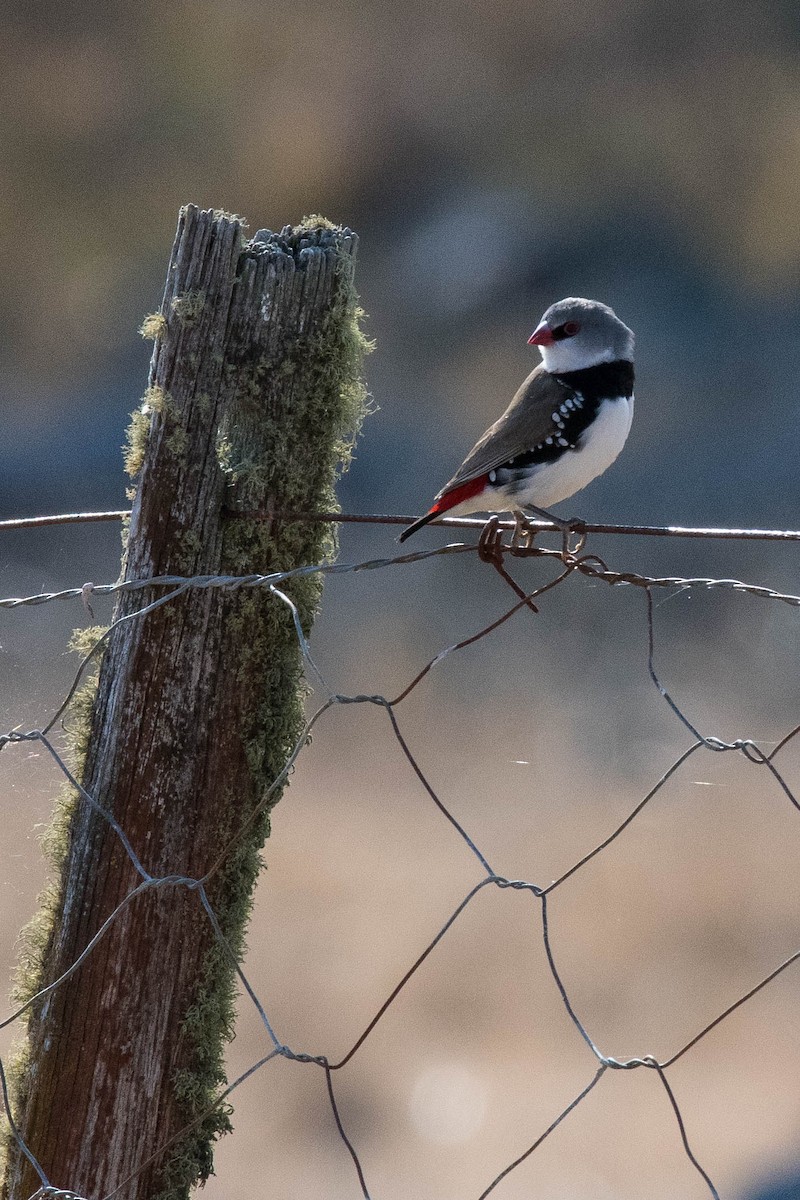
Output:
[
  {"xmin": 399, "ymin": 509, "xmax": 439, "ymax": 542},
  {"xmin": 399, "ymin": 476, "xmax": 488, "ymax": 542}
]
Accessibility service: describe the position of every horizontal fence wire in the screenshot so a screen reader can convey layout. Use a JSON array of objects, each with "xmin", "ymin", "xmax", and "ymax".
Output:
[
  {"xmin": 1, "ymin": 510, "xmax": 800, "ymax": 1198},
  {"xmin": 2, "ymin": 507, "xmax": 800, "ymax": 541}
]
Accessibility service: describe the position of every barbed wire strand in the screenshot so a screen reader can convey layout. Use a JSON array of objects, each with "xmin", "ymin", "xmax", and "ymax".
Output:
[
  {"xmin": 2, "ymin": 519, "xmax": 800, "ymax": 1197},
  {"xmin": 3, "ymin": 536, "xmax": 800, "ymax": 618}
]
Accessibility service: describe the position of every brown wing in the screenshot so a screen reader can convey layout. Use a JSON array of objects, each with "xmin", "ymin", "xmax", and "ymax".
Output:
[{"xmin": 435, "ymin": 364, "xmax": 570, "ymax": 500}]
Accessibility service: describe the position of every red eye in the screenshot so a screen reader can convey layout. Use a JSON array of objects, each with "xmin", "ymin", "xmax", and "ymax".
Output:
[{"xmin": 563, "ymin": 321, "xmax": 580, "ymax": 336}]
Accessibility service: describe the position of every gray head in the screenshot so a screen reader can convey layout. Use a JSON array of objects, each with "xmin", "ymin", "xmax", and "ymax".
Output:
[{"xmin": 528, "ymin": 297, "xmax": 634, "ymax": 373}]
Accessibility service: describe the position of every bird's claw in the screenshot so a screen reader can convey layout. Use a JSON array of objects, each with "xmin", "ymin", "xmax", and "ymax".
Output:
[
  {"xmin": 479, "ymin": 512, "xmax": 587, "ymax": 563},
  {"xmin": 556, "ymin": 516, "xmax": 587, "ymax": 560},
  {"xmin": 511, "ymin": 511, "xmax": 587, "ymax": 560},
  {"xmin": 477, "ymin": 515, "xmax": 504, "ymax": 563}
]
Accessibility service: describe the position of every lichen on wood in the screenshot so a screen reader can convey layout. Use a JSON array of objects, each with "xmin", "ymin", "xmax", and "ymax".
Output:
[{"xmin": 2, "ymin": 205, "xmax": 370, "ymax": 1200}]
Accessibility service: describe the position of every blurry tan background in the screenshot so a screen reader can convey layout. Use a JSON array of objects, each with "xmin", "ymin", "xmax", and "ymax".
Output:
[{"xmin": 2, "ymin": 1, "xmax": 800, "ymax": 1197}]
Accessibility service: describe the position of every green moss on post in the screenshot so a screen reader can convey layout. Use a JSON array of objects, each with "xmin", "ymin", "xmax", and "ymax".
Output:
[
  {"xmin": 1, "ymin": 627, "xmax": 108, "ymax": 1173},
  {"xmin": 2, "ymin": 206, "xmax": 370, "ymax": 1200}
]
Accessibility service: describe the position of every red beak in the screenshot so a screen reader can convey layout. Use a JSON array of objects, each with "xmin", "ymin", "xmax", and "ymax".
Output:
[{"xmin": 528, "ymin": 321, "xmax": 555, "ymax": 346}]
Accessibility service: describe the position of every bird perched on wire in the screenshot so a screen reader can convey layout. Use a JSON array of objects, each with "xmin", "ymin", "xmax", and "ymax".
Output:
[{"xmin": 399, "ymin": 297, "xmax": 634, "ymax": 542}]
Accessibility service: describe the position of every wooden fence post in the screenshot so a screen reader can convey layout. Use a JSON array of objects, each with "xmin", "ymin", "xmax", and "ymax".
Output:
[{"xmin": 2, "ymin": 205, "xmax": 369, "ymax": 1200}]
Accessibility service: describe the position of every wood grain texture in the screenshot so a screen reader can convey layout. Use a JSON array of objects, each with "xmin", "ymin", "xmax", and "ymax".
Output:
[{"xmin": 3, "ymin": 206, "xmax": 367, "ymax": 1200}]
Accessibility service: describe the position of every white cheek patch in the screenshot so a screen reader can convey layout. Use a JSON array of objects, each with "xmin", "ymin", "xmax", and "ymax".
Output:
[{"xmin": 540, "ymin": 341, "xmax": 616, "ymax": 373}]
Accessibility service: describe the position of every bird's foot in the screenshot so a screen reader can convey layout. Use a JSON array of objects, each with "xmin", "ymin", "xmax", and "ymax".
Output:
[
  {"xmin": 479, "ymin": 510, "xmax": 587, "ymax": 563},
  {"xmin": 520, "ymin": 507, "xmax": 587, "ymax": 559},
  {"xmin": 478, "ymin": 512, "xmax": 543, "ymax": 560},
  {"xmin": 508, "ymin": 510, "xmax": 535, "ymax": 551},
  {"xmin": 477, "ymin": 515, "xmax": 504, "ymax": 564}
]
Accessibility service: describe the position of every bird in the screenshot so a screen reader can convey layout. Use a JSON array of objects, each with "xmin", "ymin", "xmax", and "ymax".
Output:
[{"xmin": 399, "ymin": 297, "xmax": 635, "ymax": 542}]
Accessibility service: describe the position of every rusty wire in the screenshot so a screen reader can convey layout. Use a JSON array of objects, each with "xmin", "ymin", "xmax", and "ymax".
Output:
[{"xmin": 1, "ymin": 515, "xmax": 800, "ymax": 1199}]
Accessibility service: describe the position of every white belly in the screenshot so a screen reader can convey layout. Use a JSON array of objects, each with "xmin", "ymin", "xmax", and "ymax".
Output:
[
  {"xmin": 451, "ymin": 394, "xmax": 634, "ymax": 516},
  {"xmin": 524, "ymin": 394, "xmax": 634, "ymax": 508}
]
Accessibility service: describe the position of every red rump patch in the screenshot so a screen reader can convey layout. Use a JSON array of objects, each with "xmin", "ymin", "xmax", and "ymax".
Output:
[{"xmin": 429, "ymin": 475, "xmax": 487, "ymax": 515}]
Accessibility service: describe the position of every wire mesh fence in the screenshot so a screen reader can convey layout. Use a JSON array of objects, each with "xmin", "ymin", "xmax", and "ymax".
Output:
[{"xmin": 2, "ymin": 511, "xmax": 800, "ymax": 1200}]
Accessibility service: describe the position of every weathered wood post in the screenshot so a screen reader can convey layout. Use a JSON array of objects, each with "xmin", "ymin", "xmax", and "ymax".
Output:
[{"xmin": 2, "ymin": 206, "xmax": 368, "ymax": 1200}]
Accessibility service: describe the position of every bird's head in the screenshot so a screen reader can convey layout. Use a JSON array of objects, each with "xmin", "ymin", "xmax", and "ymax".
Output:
[{"xmin": 528, "ymin": 297, "xmax": 634, "ymax": 373}]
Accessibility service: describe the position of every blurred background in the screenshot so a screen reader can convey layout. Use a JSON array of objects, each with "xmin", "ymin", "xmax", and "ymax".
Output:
[{"xmin": 2, "ymin": 0, "xmax": 800, "ymax": 1197}]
